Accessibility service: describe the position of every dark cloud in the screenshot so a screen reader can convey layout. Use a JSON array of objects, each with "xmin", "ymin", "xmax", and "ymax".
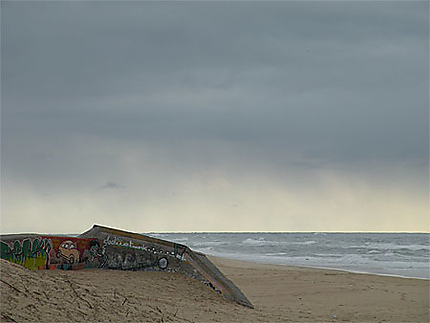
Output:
[
  {"xmin": 100, "ymin": 181, "xmax": 125, "ymax": 190},
  {"xmin": 1, "ymin": 1, "xmax": 428, "ymax": 231}
]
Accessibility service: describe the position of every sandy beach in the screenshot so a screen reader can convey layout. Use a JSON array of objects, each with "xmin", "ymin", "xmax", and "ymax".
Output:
[{"xmin": 1, "ymin": 257, "xmax": 428, "ymax": 322}]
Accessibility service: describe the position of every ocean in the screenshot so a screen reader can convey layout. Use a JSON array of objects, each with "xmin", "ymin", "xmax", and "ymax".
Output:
[{"xmin": 147, "ymin": 232, "xmax": 430, "ymax": 280}]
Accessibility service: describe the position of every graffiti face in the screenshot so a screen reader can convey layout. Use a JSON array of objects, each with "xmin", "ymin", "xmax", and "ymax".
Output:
[
  {"xmin": 89, "ymin": 241, "xmax": 103, "ymax": 257},
  {"xmin": 85, "ymin": 240, "xmax": 107, "ymax": 268},
  {"xmin": 57, "ymin": 240, "xmax": 80, "ymax": 264}
]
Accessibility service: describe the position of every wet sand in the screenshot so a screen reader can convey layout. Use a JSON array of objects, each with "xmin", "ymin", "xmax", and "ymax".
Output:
[{"xmin": 1, "ymin": 257, "xmax": 429, "ymax": 322}]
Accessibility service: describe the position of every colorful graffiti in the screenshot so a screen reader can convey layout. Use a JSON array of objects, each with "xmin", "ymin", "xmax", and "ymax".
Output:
[
  {"xmin": 0, "ymin": 237, "xmax": 52, "ymax": 269},
  {"xmin": 45, "ymin": 236, "xmax": 107, "ymax": 269},
  {"xmin": 0, "ymin": 235, "xmax": 178, "ymax": 272},
  {"xmin": 57, "ymin": 240, "xmax": 80, "ymax": 264},
  {"xmin": 1, "ymin": 236, "xmax": 107, "ymax": 270}
]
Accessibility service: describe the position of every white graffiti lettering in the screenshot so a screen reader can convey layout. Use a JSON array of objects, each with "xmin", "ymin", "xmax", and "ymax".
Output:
[{"xmin": 102, "ymin": 236, "xmax": 185, "ymax": 260}]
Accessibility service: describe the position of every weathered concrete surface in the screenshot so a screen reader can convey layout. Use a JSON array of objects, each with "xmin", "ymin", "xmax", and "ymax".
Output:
[
  {"xmin": 189, "ymin": 250, "xmax": 253, "ymax": 308},
  {"xmin": 79, "ymin": 225, "xmax": 253, "ymax": 308}
]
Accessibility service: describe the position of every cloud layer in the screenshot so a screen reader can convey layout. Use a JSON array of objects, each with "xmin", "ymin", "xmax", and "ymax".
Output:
[{"xmin": 1, "ymin": 1, "xmax": 428, "ymax": 233}]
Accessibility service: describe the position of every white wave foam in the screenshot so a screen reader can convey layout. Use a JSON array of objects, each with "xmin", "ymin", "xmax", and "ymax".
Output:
[
  {"xmin": 190, "ymin": 241, "xmax": 225, "ymax": 248},
  {"xmin": 366, "ymin": 250, "xmax": 380, "ymax": 254},
  {"xmin": 364, "ymin": 242, "xmax": 429, "ymax": 251},
  {"xmin": 293, "ymin": 240, "xmax": 317, "ymax": 246},
  {"xmin": 242, "ymin": 238, "xmax": 267, "ymax": 245},
  {"xmin": 265, "ymin": 252, "xmax": 288, "ymax": 256}
]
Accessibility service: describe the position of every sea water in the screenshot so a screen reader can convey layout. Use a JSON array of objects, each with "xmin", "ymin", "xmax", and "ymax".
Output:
[{"xmin": 147, "ymin": 232, "xmax": 430, "ymax": 279}]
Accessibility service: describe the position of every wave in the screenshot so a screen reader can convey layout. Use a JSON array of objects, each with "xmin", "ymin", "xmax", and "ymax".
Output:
[
  {"xmin": 364, "ymin": 242, "xmax": 429, "ymax": 252},
  {"xmin": 366, "ymin": 250, "xmax": 380, "ymax": 254},
  {"xmin": 292, "ymin": 240, "xmax": 317, "ymax": 246},
  {"xmin": 242, "ymin": 238, "xmax": 267, "ymax": 245},
  {"xmin": 190, "ymin": 241, "xmax": 226, "ymax": 248},
  {"xmin": 265, "ymin": 252, "xmax": 288, "ymax": 257},
  {"xmin": 241, "ymin": 238, "xmax": 318, "ymax": 247},
  {"xmin": 148, "ymin": 232, "xmax": 429, "ymax": 279}
]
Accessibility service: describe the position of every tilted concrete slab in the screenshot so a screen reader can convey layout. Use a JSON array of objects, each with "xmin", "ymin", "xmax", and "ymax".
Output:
[{"xmin": 78, "ymin": 225, "xmax": 253, "ymax": 308}]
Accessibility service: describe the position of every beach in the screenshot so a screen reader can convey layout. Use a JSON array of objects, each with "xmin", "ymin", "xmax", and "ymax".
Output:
[{"xmin": 1, "ymin": 257, "xmax": 428, "ymax": 322}]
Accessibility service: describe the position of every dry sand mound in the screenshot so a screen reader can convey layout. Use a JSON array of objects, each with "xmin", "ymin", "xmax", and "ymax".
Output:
[{"xmin": 0, "ymin": 259, "xmax": 255, "ymax": 322}]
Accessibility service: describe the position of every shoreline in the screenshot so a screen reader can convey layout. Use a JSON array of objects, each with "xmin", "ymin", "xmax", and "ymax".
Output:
[
  {"xmin": 209, "ymin": 255, "xmax": 430, "ymax": 281},
  {"xmin": 255, "ymin": 262, "xmax": 430, "ymax": 281},
  {"xmin": 210, "ymin": 256, "xmax": 429, "ymax": 322},
  {"xmin": 201, "ymin": 252, "xmax": 430, "ymax": 280}
]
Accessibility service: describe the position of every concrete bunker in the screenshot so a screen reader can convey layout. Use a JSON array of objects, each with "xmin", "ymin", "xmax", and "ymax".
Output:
[{"xmin": 1, "ymin": 224, "xmax": 253, "ymax": 308}]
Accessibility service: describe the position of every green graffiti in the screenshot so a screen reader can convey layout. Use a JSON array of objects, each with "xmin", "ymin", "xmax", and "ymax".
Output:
[
  {"xmin": 1, "ymin": 237, "xmax": 52, "ymax": 269},
  {"xmin": 1, "ymin": 241, "xmax": 12, "ymax": 261},
  {"xmin": 22, "ymin": 239, "xmax": 31, "ymax": 262}
]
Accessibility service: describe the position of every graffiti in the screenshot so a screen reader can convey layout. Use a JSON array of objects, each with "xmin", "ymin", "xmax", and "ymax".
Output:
[
  {"xmin": 106, "ymin": 252, "xmax": 168, "ymax": 271},
  {"xmin": 158, "ymin": 257, "xmax": 168, "ymax": 269},
  {"xmin": 173, "ymin": 243, "xmax": 186, "ymax": 260},
  {"xmin": 102, "ymin": 236, "xmax": 185, "ymax": 261},
  {"xmin": 0, "ymin": 235, "xmax": 175, "ymax": 271},
  {"xmin": 103, "ymin": 236, "xmax": 147, "ymax": 250},
  {"xmin": 57, "ymin": 240, "xmax": 80, "ymax": 264},
  {"xmin": 0, "ymin": 237, "xmax": 52, "ymax": 269},
  {"xmin": 1, "ymin": 236, "xmax": 110, "ymax": 270},
  {"xmin": 102, "ymin": 236, "xmax": 174, "ymax": 270},
  {"xmin": 82, "ymin": 240, "xmax": 107, "ymax": 268}
]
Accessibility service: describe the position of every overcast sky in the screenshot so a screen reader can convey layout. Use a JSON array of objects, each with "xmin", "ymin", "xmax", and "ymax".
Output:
[{"xmin": 1, "ymin": 1, "xmax": 428, "ymax": 234}]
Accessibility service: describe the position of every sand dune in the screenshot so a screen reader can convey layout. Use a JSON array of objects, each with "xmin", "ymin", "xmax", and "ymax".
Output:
[{"xmin": 1, "ymin": 258, "xmax": 429, "ymax": 322}]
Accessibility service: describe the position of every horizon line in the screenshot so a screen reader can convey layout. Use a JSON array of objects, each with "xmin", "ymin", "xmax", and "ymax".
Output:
[{"xmin": 2, "ymin": 230, "xmax": 429, "ymax": 235}]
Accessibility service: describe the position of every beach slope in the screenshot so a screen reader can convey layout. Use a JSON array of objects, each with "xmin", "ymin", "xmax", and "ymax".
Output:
[{"xmin": 1, "ymin": 257, "xmax": 429, "ymax": 322}]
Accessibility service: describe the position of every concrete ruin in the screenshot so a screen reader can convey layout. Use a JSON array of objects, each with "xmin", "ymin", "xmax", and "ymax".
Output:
[{"xmin": 0, "ymin": 224, "xmax": 253, "ymax": 308}]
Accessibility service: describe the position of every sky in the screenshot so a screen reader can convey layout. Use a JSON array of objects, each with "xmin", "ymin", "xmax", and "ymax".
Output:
[{"xmin": 1, "ymin": 1, "xmax": 429, "ymax": 234}]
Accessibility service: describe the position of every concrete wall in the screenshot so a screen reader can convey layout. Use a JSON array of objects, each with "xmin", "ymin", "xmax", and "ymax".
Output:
[{"xmin": 78, "ymin": 225, "xmax": 188, "ymax": 272}]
